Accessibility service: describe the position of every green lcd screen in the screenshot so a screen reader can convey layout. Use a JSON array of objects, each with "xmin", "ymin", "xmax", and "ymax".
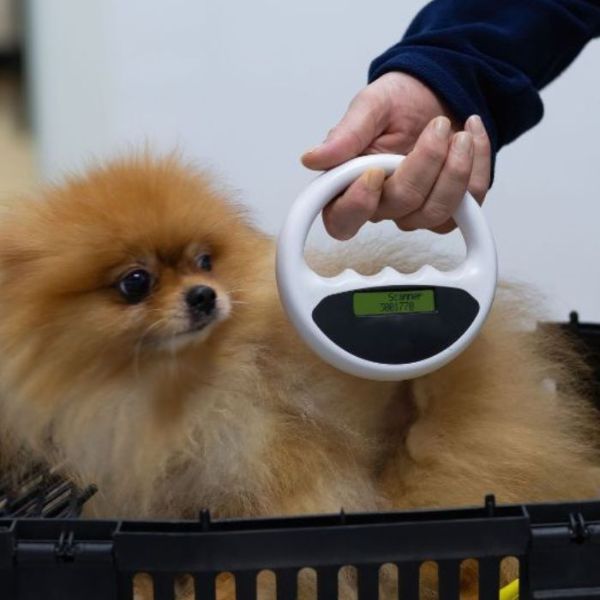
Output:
[{"xmin": 353, "ymin": 289, "xmax": 436, "ymax": 316}]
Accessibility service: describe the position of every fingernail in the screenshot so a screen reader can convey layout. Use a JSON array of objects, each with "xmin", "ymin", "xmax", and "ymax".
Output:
[
  {"xmin": 433, "ymin": 116, "xmax": 451, "ymax": 140},
  {"xmin": 466, "ymin": 115, "xmax": 485, "ymax": 136},
  {"xmin": 303, "ymin": 144, "xmax": 323, "ymax": 156},
  {"xmin": 361, "ymin": 168, "xmax": 386, "ymax": 191},
  {"xmin": 452, "ymin": 132, "xmax": 473, "ymax": 156}
]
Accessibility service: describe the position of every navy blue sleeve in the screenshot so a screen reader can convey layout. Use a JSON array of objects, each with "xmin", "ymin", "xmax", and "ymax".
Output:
[{"xmin": 369, "ymin": 0, "xmax": 600, "ymax": 159}]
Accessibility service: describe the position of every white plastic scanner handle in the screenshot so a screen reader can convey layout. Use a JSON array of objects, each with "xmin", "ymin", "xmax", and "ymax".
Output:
[{"xmin": 276, "ymin": 154, "xmax": 497, "ymax": 381}]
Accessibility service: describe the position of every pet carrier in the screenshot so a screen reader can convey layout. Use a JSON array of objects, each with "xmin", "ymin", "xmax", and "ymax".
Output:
[{"xmin": 0, "ymin": 313, "xmax": 598, "ymax": 600}]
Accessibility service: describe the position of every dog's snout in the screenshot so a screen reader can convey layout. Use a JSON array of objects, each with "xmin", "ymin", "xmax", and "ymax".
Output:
[{"xmin": 185, "ymin": 285, "xmax": 216, "ymax": 315}]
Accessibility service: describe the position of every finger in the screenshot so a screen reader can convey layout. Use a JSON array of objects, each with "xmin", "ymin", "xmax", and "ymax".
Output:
[
  {"xmin": 397, "ymin": 131, "xmax": 474, "ymax": 230},
  {"xmin": 427, "ymin": 118, "xmax": 490, "ymax": 234},
  {"xmin": 431, "ymin": 219, "xmax": 456, "ymax": 234},
  {"xmin": 395, "ymin": 131, "xmax": 474, "ymax": 231},
  {"xmin": 322, "ymin": 168, "xmax": 385, "ymax": 240},
  {"xmin": 465, "ymin": 115, "xmax": 491, "ymax": 203},
  {"xmin": 370, "ymin": 116, "xmax": 451, "ymax": 222},
  {"xmin": 302, "ymin": 88, "xmax": 387, "ymax": 170}
]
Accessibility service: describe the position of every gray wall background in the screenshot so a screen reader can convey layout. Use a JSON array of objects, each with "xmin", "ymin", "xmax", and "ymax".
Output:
[{"xmin": 28, "ymin": 0, "xmax": 600, "ymax": 320}]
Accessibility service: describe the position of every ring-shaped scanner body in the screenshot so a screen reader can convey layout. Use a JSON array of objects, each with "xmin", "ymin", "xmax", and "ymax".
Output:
[{"xmin": 276, "ymin": 154, "xmax": 497, "ymax": 381}]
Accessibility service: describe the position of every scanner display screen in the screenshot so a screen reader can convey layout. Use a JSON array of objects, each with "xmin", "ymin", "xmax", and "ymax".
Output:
[{"xmin": 353, "ymin": 289, "xmax": 435, "ymax": 316}]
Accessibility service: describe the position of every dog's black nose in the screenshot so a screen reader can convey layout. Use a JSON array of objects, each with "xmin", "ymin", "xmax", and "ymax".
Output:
[{"xmin": 185, "ymin": 285, "xmax": 216, "ymax": 315}]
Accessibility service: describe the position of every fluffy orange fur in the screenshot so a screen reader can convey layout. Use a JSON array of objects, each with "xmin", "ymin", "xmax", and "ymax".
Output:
[{"xmin": 0, "ymin": 156, "xmax": 598, "ymax": 599}]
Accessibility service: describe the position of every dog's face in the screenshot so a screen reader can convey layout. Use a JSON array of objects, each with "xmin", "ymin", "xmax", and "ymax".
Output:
[
  {"xmin": 0, "ymin": 157, "xmax": 273, "ymax": 386},
  {"xmin": 77, "ymin": 233, "xmax": 234, "ymax": 356}
]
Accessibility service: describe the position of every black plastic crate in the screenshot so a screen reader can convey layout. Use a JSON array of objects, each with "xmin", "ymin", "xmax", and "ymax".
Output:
[
  {"xmin": 0, "ymin": 313, "xmax": 599, "ymax": 599},
  {"xmin": 1, "ymin": 498, "xmax": 600, "ymax": 599}
]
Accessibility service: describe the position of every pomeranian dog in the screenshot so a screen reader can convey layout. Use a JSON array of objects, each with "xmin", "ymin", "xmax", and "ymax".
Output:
[{"xmin": 0, "ymin": 155, "xmax": 598, "ymax": 598}]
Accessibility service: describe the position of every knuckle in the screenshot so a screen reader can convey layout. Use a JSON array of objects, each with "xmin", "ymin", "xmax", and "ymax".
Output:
[
  {"xmin": 323, "ymin": 211, "xmax": 353, "ymax": 240},
  {"xmin": 421, "ymin": 143, "xmax": 447, "ymax": 164},
  {"xmin": 434, "ymin": 221, "xmax": 456, "ymax": 235},
  {"xmin": 347, "ymin": 128, "xmax": 367, "ymax": 153},
  {"xmin": 395, "ymin": 220, "xmax": 416, "ymax": 232},
  {"xmin": 355, "ymin": 86, "xmax": 377, "ymax": 106},
  {"xmin": 358, "ymin": 85, "xmax": 385, "ymax": 111},
  {"xmin": 476, "ymin": 137, "xmax": 492, "ymax": 155},
  {"xmin": 445, "ymin": 159, "xmax": 471, "ymax": 184},
  {"xmin": 421, "ymin": 202, "xmax": 452, "ymax": 226},
  {"xmin": 387, "ymin": 178, "xmax": 426, "ymax": 212},
  {"xmin": 322, "ymin": 215, "xmax": 339, "ymax": 238},
  {"xmin": 340, "ymin": 191, "xmax": 372, "ymax": 216}
]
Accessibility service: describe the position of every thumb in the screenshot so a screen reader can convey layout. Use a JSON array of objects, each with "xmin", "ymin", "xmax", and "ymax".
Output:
[{"xmin": 301, "ymin": 89, "xmax": 386, "ymax": 170}]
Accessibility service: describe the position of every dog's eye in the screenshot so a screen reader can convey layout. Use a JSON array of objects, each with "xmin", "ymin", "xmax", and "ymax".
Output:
[
  {"xmin": 195, "ymin": 254, "xmax": 212, "ymax": 271},
  {"xmin": 117, "ymin": 269, "xmax": 153, "ymax": 304}
]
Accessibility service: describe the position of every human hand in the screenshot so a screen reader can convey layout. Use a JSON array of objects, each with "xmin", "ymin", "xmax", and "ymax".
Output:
[{"xmin": 301, "ymin": 72, "xmax": 492, "ymax": 239}]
